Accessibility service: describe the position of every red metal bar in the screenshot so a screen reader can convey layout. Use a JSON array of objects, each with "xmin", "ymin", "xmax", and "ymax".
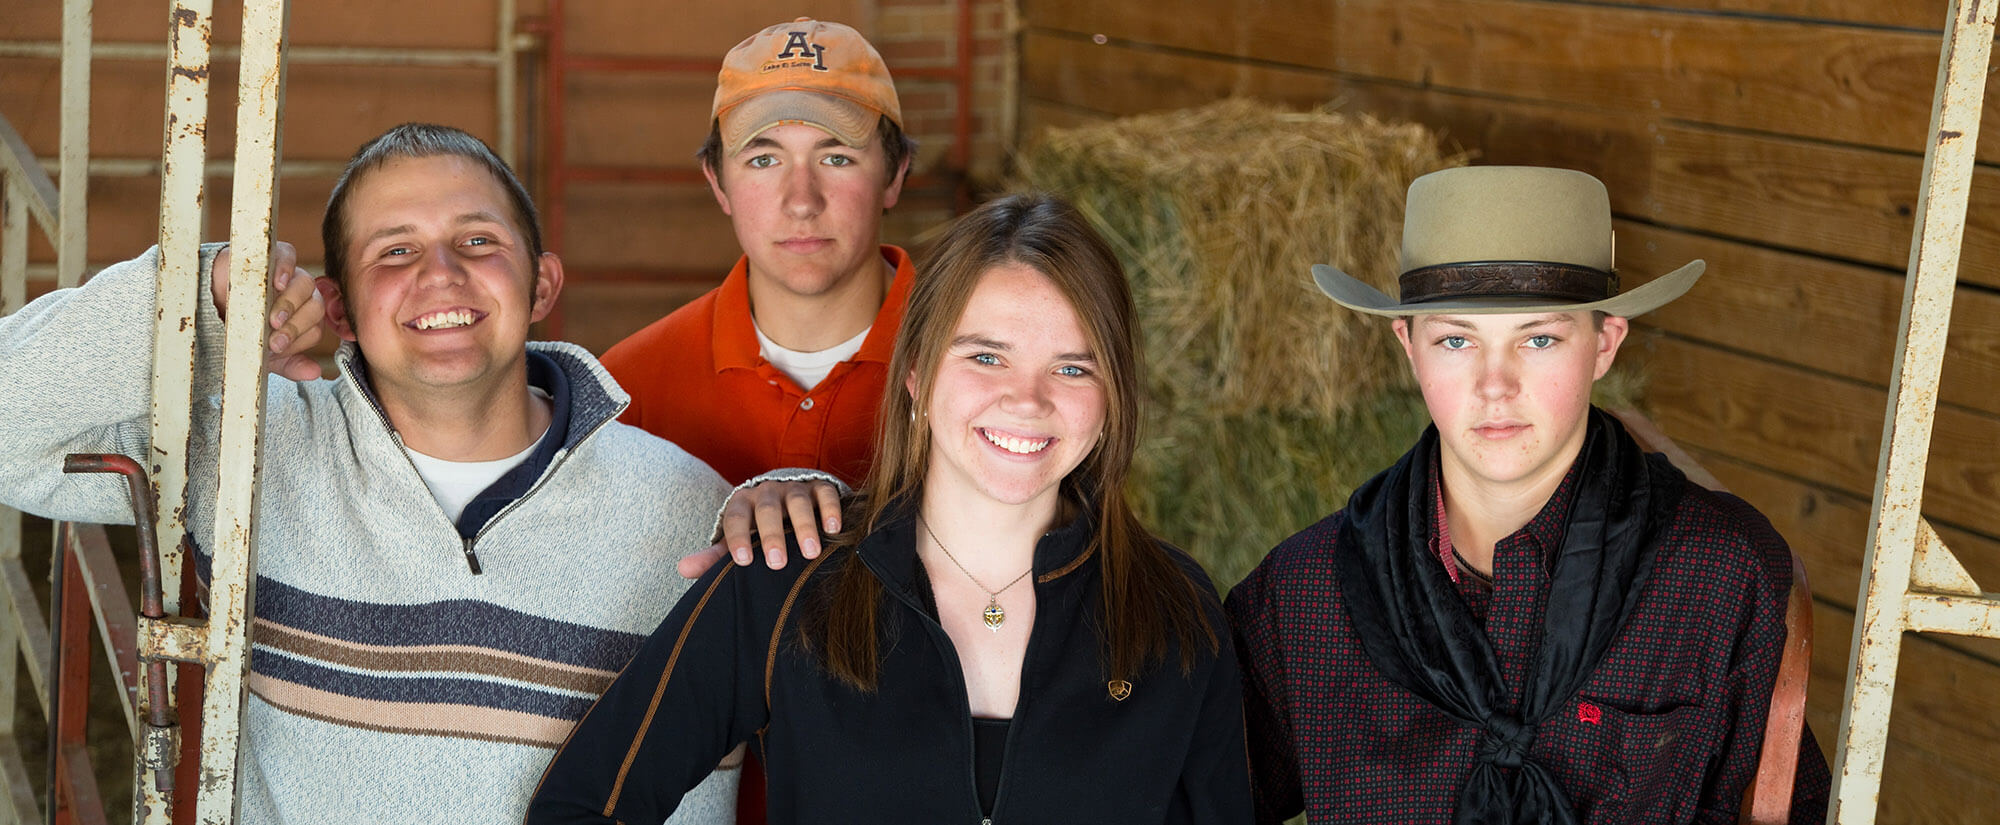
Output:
[
  {"xmin": 51, "ymin": 525, "xmax": 107, "ymax": 825},
  {"xmin": 171, "ymin": 562, "xmax": 203, "ymax": 824},
  {"xmin": 559, "ymin": 55, "xmax": 715, "ymax": 74},
  {"xmin": 56, "ymin": 742, "xmax": 106, "ymax": 825},
  {"xmin": 62, "ymin": 455, "xmax": 181, "ymax": 809},
  {"xmin": 563, "ymin": 166, "xmax": 708, "ymax": 185},
  {"xmin": 62, "ymin": 457, "xmax": 172, "ymax": 725},
  {"xmin": 69, "ymin": 525, "xmax": 137, "ymax": 725}
]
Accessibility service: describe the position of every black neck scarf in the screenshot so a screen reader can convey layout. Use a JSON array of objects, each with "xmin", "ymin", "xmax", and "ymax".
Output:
[{"xmin": 1333, "ymin": 407, "xmax": 1685, "ymax": 825}]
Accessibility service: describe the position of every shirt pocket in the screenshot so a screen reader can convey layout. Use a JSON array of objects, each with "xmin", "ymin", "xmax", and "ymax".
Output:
[{"xmin": 1577, "ymin": 699, "xmax": 1718, "ymax": 825}]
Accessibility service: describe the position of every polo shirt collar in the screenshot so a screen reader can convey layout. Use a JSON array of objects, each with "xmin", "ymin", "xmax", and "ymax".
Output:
[{"xmin": 710, "ymin": 245, "xmax": 916, "ymax": 373}]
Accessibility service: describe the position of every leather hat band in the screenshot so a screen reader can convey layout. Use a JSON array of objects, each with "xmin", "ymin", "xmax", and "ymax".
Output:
[{"xmin": 1399, "ymin": 261, "xmax": 1619, "ymax": 305}]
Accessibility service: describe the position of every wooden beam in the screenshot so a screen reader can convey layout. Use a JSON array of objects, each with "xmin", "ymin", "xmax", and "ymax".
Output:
[
  {"xmin": 1692, "ymin": 447, "xmax": 2000, "ymax": 654},
  {"xmin": 1809, "ymin": 598, "xmax": 2000, "ymax": 822},
  {"xmin": 1593, "ymin": 0, "xmax": 1948, "ymax": 31},
  {"xmin": 1635, "ymin": 335, "xmax": 2000, "ymax": 537},
  {"xmin": 1021, "ymin": 30, "xmax": 1339, "ymax": 118},
  {"xmin": 561, "ymin": 182, "xmax": 741, "ymax": 268},
  {"xmin": 0, "ymin": 557, "xmax": 50, "ymax": 719},
  {"xmin": 0, "ymin": 736, "xmax": 40, "ymax": 824},
  {"xmin": 1620, "ymin": 221, "xmax": 2000, "ymax": 418},
  {"xmin": 0, "ymin": 57, "xmax": 499, "ymax": 164},
  {"xmin": 1648, "ymin": 124, "xmax": 2000, "ymax": 292},
  {"xmin": 1020, "ymin": 0, "xmax": 1337, "ymax": 69},
  {"xmin": 1865, "ymin": 744, "xmax": 2000, "ymax": 824},
  {"xmin": 1019, "ymin": 31, "xmax": 1662, "ymax": 206},
  {"xmin": 1018, "ymin": 99, "xmax": 1113, "ymax": 142},
  {"xmin": 1029, "ymin": 0, "xmax": 2000, "ymax": 161},
  {"xmin": 6, "ymin": 0, "xmax": 507, "ymax": 49},
  {"xmin": 1022, "ymin": 32, "xmax": 2000, "ymax": 302}
]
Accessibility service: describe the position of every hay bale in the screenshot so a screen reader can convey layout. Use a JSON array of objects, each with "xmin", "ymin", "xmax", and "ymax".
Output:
[{"xmin": 1015, "ymin": 99, "xmax": 1467, "ymax": 588}]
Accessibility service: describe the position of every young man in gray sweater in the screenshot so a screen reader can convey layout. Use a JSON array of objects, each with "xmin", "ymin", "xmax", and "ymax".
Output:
[{"xmin": 0, "ymin": 124, "xmax": 734, "ymax": 824}]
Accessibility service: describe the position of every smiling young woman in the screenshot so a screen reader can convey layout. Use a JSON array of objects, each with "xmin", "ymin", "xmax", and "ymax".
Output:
[{"xmin": 528, "ymin": 194, "xmax": 1250, "ymax": 825}]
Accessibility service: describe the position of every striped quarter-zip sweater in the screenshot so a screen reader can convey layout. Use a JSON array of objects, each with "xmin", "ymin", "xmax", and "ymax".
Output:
[{"xmin": 0, "ymin": 246, "xmax": 737, "ymax": 825}]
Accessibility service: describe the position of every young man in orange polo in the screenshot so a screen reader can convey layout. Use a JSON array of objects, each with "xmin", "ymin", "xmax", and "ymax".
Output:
[
  {"xmin": 600, "ymin": 18, "xmax": 913, "ymax": 532},
  {"xmin": 595, "ymin": 20, "xmax": 913, "ymax": 823}
]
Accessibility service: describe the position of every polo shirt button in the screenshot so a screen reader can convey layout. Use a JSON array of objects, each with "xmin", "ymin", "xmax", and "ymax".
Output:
[{"xmin": 800, "ymin": 397, "xmax": 815, "ymax": 410}]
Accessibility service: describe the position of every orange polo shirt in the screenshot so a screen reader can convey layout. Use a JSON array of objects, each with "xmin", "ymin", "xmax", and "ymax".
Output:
[{"xmin": 599, "ymin": 246, "xmax": 913, "ymax": 487}]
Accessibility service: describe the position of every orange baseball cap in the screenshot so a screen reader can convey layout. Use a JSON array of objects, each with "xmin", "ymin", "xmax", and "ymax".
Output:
[{"xmin": 713, "ymin": 18, "xmax": 903, "ymax": 156}]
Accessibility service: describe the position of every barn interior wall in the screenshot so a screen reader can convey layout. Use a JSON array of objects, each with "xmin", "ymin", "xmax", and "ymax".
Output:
[
  {"xmin": 1014, "ymin": 0, "xmax": 2000, "ymax": 821},
  {"xmin": 4, "ymin": 0, "xmax": 1996, "ymax": 819},
  {"xmin": 0, "ymin": 0, "xmax": 1014, "ymax": 354}
]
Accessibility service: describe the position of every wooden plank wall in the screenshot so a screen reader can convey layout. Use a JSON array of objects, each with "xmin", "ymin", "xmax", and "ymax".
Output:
[
  {"xmin": 0, "ymin": 0, "xmax": 1015, "ymax": 355},
  {"xmin": 548, "ymin": 0, "xmax": 1014, "ymax": 353},
  {"xmin": 0, "ymin": 0, "xmax": 512, "ymax": 292},
  {"xmin": 1017, "ymin": 0, "xmax": 2000, "ymax": 820}
]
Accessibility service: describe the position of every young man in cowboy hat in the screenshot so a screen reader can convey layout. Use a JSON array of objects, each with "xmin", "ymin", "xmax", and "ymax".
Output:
[
  {"xmin": 1226, "ymin": 166, "xmax": 1831, "ymax": 823},
  {"xmin": 599, "ymin": 18, "xmax": 914, "ymax": 574}
]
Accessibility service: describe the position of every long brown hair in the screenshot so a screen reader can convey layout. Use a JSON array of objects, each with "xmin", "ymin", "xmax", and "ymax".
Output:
[{"xmin": 803, "ymin": 193, "xmax": 1219, "ymax": 689}]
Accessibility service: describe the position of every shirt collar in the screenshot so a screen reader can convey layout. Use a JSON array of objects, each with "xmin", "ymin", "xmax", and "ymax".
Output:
[
  {"xmin": 710, "ymin": 245, "xmax": 916, "ymax": 373},
  {"xmin": 1429, "ymin": 449, "xmax": 1587, "ymax": 579}
]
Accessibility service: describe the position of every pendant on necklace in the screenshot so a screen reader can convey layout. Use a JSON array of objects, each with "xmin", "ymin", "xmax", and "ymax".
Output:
[{"xmin": 982, "ymin": 598, "xmax": 1006, "ymax": 632}]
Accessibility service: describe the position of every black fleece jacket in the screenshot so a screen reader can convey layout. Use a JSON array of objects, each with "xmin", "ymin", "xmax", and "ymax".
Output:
[{"xmin": 526, "ymin": 506, "xmax": 1252, "ymax": 824}]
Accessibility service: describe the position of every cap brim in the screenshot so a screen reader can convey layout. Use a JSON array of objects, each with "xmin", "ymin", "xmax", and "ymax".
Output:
[
  {"xmin": 1311, "ymin": 260, "xmax": 1705, "ymax": 318},
  {"xmin": 720, "ymin": 90, "xmax": 879, "ymax": 156}
]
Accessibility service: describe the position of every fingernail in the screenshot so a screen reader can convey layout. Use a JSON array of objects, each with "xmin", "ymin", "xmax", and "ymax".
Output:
[
  {"xmin": 802, "ymin": 538, "xmax": 820, "ymax": 558},
  {"xmin": 269, "ymin": 332, "xmax": 290, "ymax": 352},
  {"xmin": 272, "ymin": 310, "xmax": 290, "ymax": 327},
  {"xmin": 824, "ymin": 517, "xmax": 839, "ymax": 533},
  {"xmin": 733, "ymin": 548, "xmax": 751, "ymax": 565}
]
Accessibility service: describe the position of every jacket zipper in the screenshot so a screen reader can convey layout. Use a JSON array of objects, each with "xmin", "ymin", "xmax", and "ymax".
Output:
[
  {"xmin": 867, "ymin": 554, "xmax": 1041, "ymax": 824},
  {"xmin": 344, "ymin": 355, "xmax": 623, "ymax": 576}
]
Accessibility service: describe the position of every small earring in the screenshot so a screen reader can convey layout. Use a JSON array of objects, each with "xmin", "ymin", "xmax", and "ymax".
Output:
[{"xmin": 909, "ymin": 408, "xmax": 916, "ymax": 423}]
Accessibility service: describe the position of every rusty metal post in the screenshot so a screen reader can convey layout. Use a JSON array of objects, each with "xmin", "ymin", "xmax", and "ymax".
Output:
[
  {"xmin": 155, "ymin": 0, "xmax": 213, "ymax": 626},
  {"xmin": 144, "ymin": 2, "xmax": 216, "ymax": 822},
  {"xmin": 1829, "ymin": 0, "xmax": 2000, "ymax": 821},
  {"xmin": 193, "ymin": 0, "xmax": 289, "ymax": 820},
  {"xmin": 58, "ymin": 0, "xmax": 91, "ymax": 289}
]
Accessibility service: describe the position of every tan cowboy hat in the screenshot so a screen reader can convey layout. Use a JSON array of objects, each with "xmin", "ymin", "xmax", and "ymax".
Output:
[{"xmin": 1312, "ymin": 166, "xmax": 1703, "ymax": 317}]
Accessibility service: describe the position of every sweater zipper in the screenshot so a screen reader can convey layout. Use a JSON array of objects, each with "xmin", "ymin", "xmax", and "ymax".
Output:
[
  {"xmin": 459, "ymin": 536, "xmax": 482, "ymax": 574},
  {"xmin": 346, "ymin": 361, "xmax": 622, "ymax": 576}
]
